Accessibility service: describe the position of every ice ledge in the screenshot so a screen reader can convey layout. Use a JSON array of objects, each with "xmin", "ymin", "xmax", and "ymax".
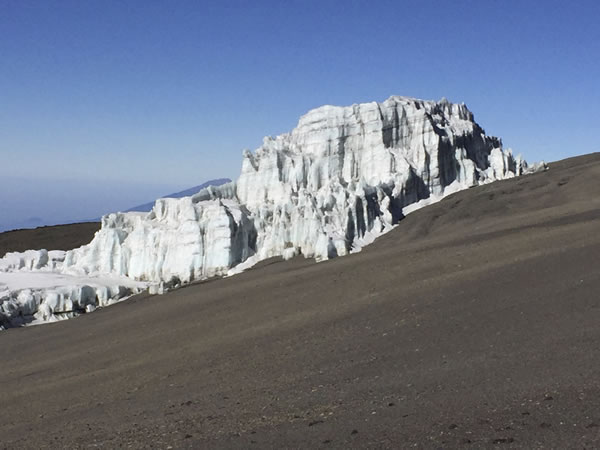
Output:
[{"xmin": 0, "ymin": 271, "xmax": 147, "ymax": 329}]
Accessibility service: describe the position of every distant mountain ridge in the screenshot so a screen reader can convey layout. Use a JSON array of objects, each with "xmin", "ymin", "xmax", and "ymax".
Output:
[{"xmin": 125, "ymin": 178, "xmax": 231, "ymax": 212}]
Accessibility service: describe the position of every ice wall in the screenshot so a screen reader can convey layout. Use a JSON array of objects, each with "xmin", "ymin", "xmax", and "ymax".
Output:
[
  {"xmin": 67, "ymin": 96, "xmax": 526, "ymax": 283},
  {"xmin": 0, "ymin": 96, "xmax": 535, "ymax": 327}
]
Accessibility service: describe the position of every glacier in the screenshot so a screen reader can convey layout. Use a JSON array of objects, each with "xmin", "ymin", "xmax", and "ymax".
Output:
[{"xmin": 0, "ymin": 96, "xmax": 542, "ymax": 328}]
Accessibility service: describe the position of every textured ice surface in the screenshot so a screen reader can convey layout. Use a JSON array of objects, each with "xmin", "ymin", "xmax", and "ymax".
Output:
[
  {"xmin": 0, "ymin": 271, "xmax": 146, "ymax": 327},
  {"xmin": 0, "ymin": 96, "xmax": 540, "ymax": 327}
]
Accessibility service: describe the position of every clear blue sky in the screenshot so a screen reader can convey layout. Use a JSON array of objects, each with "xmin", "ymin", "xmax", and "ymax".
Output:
[{"xmin": 2, "ymin": 0, "xmax": 599, "ymax": 230}]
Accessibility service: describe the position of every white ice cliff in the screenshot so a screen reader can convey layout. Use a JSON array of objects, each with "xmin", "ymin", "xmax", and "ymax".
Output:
[{"xmin": 0, "ymin": 96, "xmax": 539, "ymax": 328}]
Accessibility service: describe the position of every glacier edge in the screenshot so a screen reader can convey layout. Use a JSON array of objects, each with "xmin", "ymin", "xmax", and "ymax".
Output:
[{"xmin": 0, "ymin": 96, "xmax": 544, "ymax": 327}]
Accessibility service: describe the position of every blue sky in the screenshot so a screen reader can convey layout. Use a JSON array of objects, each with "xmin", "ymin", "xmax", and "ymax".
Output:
[{"xmin": 2, "ymin": 0, "xmax": 599, "ymax": 230}]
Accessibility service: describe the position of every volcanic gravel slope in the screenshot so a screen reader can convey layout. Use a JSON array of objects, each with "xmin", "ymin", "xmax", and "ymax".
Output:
[
  {"xmin": 1, "ymin": 153, "xmax": 599, "ymax": 449},
  {"xmin": 0, "ymin": 222, "xmax": 99, "ymax": 256}
]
